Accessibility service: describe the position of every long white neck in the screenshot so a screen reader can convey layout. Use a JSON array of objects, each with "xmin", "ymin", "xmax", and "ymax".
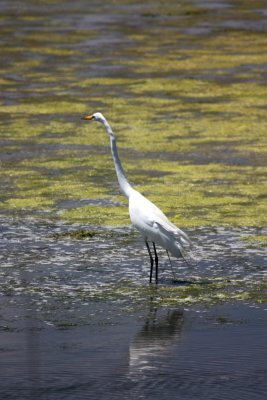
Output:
[{"xmin": 102, "ymin": 118, "xmax": 134, "ymax": 199}]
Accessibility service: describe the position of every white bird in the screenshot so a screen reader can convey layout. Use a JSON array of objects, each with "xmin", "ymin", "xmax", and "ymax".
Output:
[{"xmin": 82, "ymin": 112, "xmax": 192, "ymax": 283}]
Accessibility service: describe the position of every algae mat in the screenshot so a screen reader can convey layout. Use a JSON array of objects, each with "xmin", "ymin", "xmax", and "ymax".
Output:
[{"xmin": 1, "ymin": 0, "xmax": 267, "ymax": 229}]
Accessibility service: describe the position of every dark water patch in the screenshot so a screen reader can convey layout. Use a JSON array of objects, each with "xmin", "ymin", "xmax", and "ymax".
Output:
[
  {"xmin": 1, "ymin": 301, "xmax": 266, "ymax": 400},
  {"xmin": 170, "ymin": 278, "xmax": 212, "ymax": 286},
  {"xmin": 57, "ymin": 198, "xmax": 122, "ymax": 210},
  {"xmin": 145, "ymin": 146, "xmax": 267, "ymax": 167},
  {"xmin": 0, "ymin": 140, "xmax": 109, "ymax": 162}
]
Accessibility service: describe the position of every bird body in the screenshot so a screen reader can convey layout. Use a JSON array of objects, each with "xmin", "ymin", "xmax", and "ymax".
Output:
[
  {"xmin": 129, "ymin": 189, "xmax": 189, "ymax": 259},
  {"xmin": 82, "ymin": 112, "xmax": 192, "ymax": 283}
]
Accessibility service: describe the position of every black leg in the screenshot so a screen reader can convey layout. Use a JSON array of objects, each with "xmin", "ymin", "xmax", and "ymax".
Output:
[
  {"xmin": 153, "ymin": 242, "xmax": 158, "ymax": 284},
  {"xmin": 145, "ymin": 241, "xmax": 153, "ymax": 283},
  {"xmin": 166, "ymin": 250, "xmax": 176, "ymax": 280}
]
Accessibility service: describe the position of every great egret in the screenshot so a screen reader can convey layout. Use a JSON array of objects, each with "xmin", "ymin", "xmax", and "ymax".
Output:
[{"xmin": 82, "ymin": 112, "xmax": 192, "ymax": 283}]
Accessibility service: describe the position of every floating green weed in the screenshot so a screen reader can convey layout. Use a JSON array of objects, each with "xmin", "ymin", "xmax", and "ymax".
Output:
[
  {"xmin": 1, "ymin": 0, "xmax": 267, "ymax": 229},
  {"xmin": 51, "ymin": 229, "xmax": 96, "ymax": 240},
  {"xmin": 242, "ymin": 234, "xmax": 267, "ymax": 248},
  {"xmin": 68, "ymin": 277, "xmax": 267, "ymax": 309}
]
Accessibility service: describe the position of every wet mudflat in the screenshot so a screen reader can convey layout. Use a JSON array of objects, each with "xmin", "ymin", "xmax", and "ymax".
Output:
[{"xmin": 0, "ymin": 0, "xmax": 267, "ymax": 399}]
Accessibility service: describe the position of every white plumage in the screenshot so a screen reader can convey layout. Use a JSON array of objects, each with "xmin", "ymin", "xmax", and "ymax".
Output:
[
  {"xmin": 129, "ymin": 190, "xmax": 190, "ymax": 258},
  {"xmin": 82, "ymin": 112, "xmax": 192, "ymax": 283}
]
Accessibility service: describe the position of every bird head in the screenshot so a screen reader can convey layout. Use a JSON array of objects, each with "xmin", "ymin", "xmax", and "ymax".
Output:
[{"xmin": 81, "ymin": 112, "xmax": 105, "ymax": 123}]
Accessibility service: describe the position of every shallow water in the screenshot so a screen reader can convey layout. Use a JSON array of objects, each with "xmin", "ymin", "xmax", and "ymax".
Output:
[
  {"xmin": 0, "ymin": 217, "xmax": 266, "ymax": 399},
  {"xmin": 1, "ymin": 303, "xmax": 267, "ymax": 400},
  {"xmin": 1, "ymin": 0, "xmax": 267, "ymax": 399}
]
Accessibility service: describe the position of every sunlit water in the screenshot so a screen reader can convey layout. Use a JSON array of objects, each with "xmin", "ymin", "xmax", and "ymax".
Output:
[{"xmin": 1, "ymin": 0, "xmax": 267, "ymax": 399}]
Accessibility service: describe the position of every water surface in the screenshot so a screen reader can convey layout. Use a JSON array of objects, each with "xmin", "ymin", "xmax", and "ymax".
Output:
[{"xmin": 0, "ymin": 0, "xmax": 267, "ymax": 399}]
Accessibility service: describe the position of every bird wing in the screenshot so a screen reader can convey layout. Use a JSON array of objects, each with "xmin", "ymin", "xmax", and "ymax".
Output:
[
  {"xmin": 154, "ymin": 219, "xmax": 191, "ymax": 246},
  {"xmin": 129, "ymin": 192, "xmax": 192, "ymax": 257},
  {"xmin": 152, "ymin": 220, "xmax": 191, "ymax": 258}
]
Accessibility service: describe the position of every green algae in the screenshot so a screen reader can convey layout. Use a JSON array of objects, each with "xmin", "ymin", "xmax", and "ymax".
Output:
[
  {"xmin": 56, "ymin": 277, "xmax": 267, "ymax": 310},
  {"xmin": 1, "ymin": 0, "xmax": 267, "ymax": 230},
  {"xmin": 14, "ymin": 274, "xmax": 266, "ymax": 314},
  {"xmin": 51, "ymin": 229, "xmax": 96, "ymax": 240},
  {"xmin": 242, "ymin": 234, "xmax": 267, "ymax": 248},
  {"xmin": 61, "ymin": 204, "xmax": 129, "ymax": 226},
  {"xmin": 0, "ymin": 101, "xmax": 87, "ymax": 116},
  {"xmin": 1, "ymin": 120, "xmax": 266, "ymax": 227},
  {"xmin": 6, "ymin": 195, "xmax": 54, "ymax": 211}
]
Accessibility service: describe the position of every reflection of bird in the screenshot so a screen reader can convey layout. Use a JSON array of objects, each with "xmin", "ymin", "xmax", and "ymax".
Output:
[
  {"xmin": 129, "ymin": 308, "xmax": 184, "ymax": 378},
  {"xmin": 82, "ymin": 112, "xmax": 192, "ymax": 283}
]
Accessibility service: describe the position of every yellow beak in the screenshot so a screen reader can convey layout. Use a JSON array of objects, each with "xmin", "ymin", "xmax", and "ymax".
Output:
[{"xmin": 81, "ymin": 114, "xmax": 94, "ymax": 120}]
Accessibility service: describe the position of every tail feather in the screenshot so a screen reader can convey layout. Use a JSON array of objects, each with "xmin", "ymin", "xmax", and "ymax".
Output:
[{"xmin": 154, "ymin": 221, "xmax": 194, "ymax": 262}]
